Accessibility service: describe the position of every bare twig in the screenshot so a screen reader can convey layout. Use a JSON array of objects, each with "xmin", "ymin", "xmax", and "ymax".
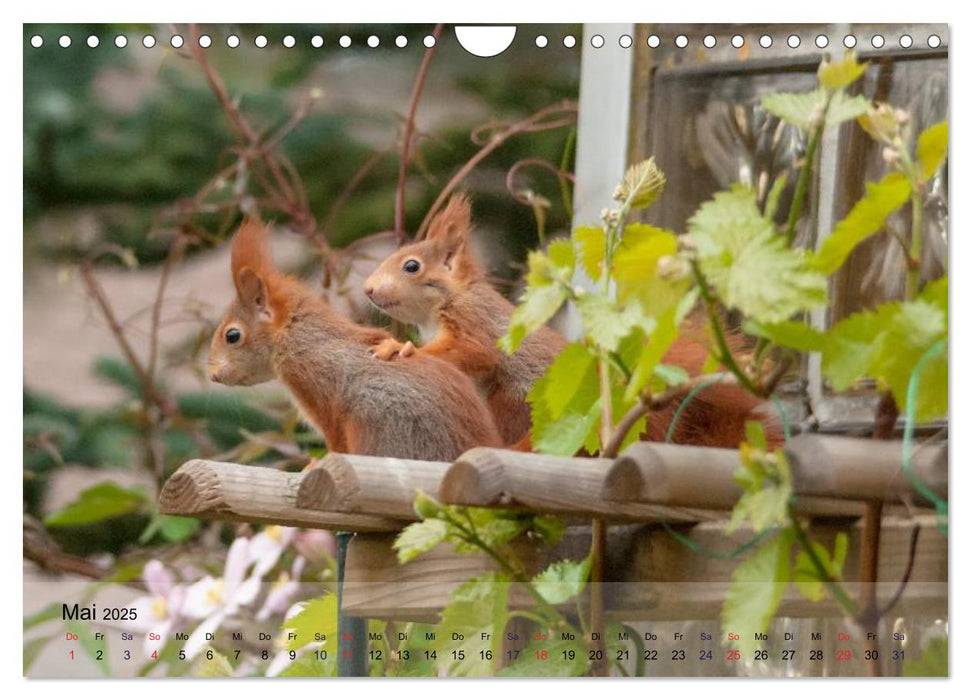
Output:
[
  {"xmin": 146, "ymin": 234, "xmax": 186, "ymax": 381},
  {"xmin": 415, "ymin": 101, "xmax": 578, "ymax": 239},
  {"xmin": 878, "ymin": 524, "xmax": 921, "ymax": 617},
  {"xmin": 395, "ymin": 23, "xmax": 443, "ymax": 243},
  {"xmin": 600, "ymin": 373, "xmax": 737, "ymax": 460}
]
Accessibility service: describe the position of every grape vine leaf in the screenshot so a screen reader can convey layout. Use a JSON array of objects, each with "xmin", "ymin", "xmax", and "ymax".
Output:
[
  {"xmin": 615, "ymin": 157, "xmax": 666, "ymax": 210},
  {"xmin": 574, "ymin": 226, "xmax": 606, "ymax": 281},
  {"xmin": 812, "ymin": 171, "xmax": 911, "ymax": 274},
  {"xmin": 817, "ymin": 51, "xmax": 868, "ymax": 90},
  {"xmin": 394, "ymin": 519, "xmax": 449, "ymax": 564},
  {"xmin": 762, "ymin": 90, "xmax": 826, "ymax": 130},
  {"xmin": 283, "ymin": 594, "xmax": 338, "ymax": 653},
  {"xmin": 721, "ymin": 530, "xmax": 794, "ymax": 658},
  {"xmin": 917, "ymin": 121, "xmax": 949, "ymax": 182},
  {"xmin": 687, "ymin": 185, "xmax": 827, "ymax": 323},
  {"xmin": 531, "ymin": 556, "xmax": 592, "ymax": 605},
  {"xmin": 793, "ymin": 532, "xmax": 848, "ymax": 602},
  {"xmin": 435, "ymin": 572, "xmax": 509, "ymax": 676},
  {"xmin": 500, "ymin": 245, "xmax": 574, "ymax": 353}
]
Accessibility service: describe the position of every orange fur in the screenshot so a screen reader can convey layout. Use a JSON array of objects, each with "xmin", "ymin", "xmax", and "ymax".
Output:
[
  {"xmin": 209, "ymin": 218, "xmax": 502, "ymax": 461},
  {"xmin": 366, "ymin": 194, "xmax": 782, "ymax": 451}
]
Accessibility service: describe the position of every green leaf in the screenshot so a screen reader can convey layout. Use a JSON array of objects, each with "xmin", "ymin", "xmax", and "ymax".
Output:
[
  {"xmin": 822, "ymin": 280, "xmax": 947, "ymax": 422},
  {"xmin": 394, "ymin": 519, "xmax": 449, "ymax": 563},
  {"xmin": 653, "ymin": 363, "xmax": 689, "ymax": 388},
  {"xmin": 500, "ymin": 636, "xmax": 587, "ymax": 676},
  {"xmin": 721, "ymin": 530, "xmax": 794, "ymax": 658},
  {"xmin": 762, "ymin": 90, "xmax": 826, "ymax": 131},
  {"xmin": 23, "ymin": 635, "xmax": 55, "ymax": 675},
  {"xmin": 812, "ymin": 172, "xmax": 911, "ymax": 274},
  {"xmin": 904, "ymin": 637, "xmax": 948, "ymax": 677},
  {"xmin": 688, "ymin": 185, "xmax": 827, "ymax": 323},
  {"xmin": 818, "ymin": 51, "xmax": 868, "ymax": 90},
  {"xmin": 870, "ymin": 297, "xmax": 947, "ymax": 422},
  {"xmin": 822, "ymin": 306, "xmax": 894, "ymax": 390},
  {"xmin": 793, "ymin": 533, "xmax": 848, "ymax": 602},
  {"xmin": 744, "ymin": 319, "xmax": 827, "ymax": 352},
  {"xmin": 499, "ymin": 248, "xmax": 573, "ymax": 353},
  {"xmin": 573, "ymin": 226, "xmax": 606, "ymax": 280},
  {"xmin": 612, "ymin": 224, "xmax": 684, "ymax": 314},
  {"xmin": 532, "ymin": 515, "xmax": 566, "ymax": 545},
  {"xmin": 825, "ymin": 92, "xmax": 872, "ymax": 127},
  {"xmin": 614, "ymin": 157, "xmax": 666, "ymax": 210},
  {"xmin": 541, "ymin": 343, "xmax": 598, "ymax": 421},
  {"xmin": 66, "ymin": 621, "xmax": 110, "ymax": 676},
  {"xmin": 436, "ymin": 572, "xmax": 509, "ymax": 676},
  {"xmin": 916, "ymin": 121, "xmax": 948, "ymax": 181},
  {"xmin": 546, "ymin": 239, "xmax": 576, "ymax": 271},
  {"xmin": 577, "ymin": 294, "xmax": 654, "ymax": 353},
  {"xmin": 625, "ymin": 309, "xmax": 679, "ymax": 402},
  {"xmin": 192, "ymin": 647, "xmax": 233, "ymax": 677},
  {"xmin": 158, "ymin": 515, "xmax": 201, "ymax": 541},
  {"xmin": 531, "ymin": 556, "xmax": 592, "ymax": 605},
  {"xmin": 284, "ymin": 595, "xmax": 338, "ymax": 653},
  {"xmin": 533, "ymin": 397, "xmax": 602, "ymax": 457},
  {"xmin": 44, "ymin": 482, "xmax": 148, "ymax": 527}
]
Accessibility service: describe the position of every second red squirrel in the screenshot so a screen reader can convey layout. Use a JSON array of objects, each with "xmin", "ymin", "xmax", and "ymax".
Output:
[
  {"xmin": 364, "ymin": 194, "xmax": 779, "ymax": 449},
  {"xmin": 207, "ymin": 217, "xmax": 502, "ymax": 461}
]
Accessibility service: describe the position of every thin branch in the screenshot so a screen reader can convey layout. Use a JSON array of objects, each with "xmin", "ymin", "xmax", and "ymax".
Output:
[
  {"xmin": 395, "ymin": 23, "xmax": 443, "ymax": 243},
  {"xmin": 415, "ymin": 101, "xmax": 578, "ymax": 239},
  {"xmin": 146, "ymin": 235, "xmax": 186, "ymax": 381},
  {"xmin": 878, "ymin": 524, "xmax": 921, "ymax": 617},
  {"xmin": 601, "ymin": 373, "xmax": 737, "ymax": 459},
  {"xmin": 505, "ymin": 157, "xmax": 576, "ymax": 205}
]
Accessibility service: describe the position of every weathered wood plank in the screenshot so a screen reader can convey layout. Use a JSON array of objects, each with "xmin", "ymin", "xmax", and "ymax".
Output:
[
  {"xmin": 341, "ymin": 516, "xmax": 946, "ymax": 622},
  {"xmin": 603, "ymin": 437, "xmax": 947, "ymax": 510},
  {"xmin": 439, "ymin": 447, "xmax": 723, "ymax": 523},
  {"xmin": 296, "ymin": 453, "xmax": 449, "ymax": 520},
  {"xmin": 158, "ymin": 459, "xmax": 406, "ymax": 532}
]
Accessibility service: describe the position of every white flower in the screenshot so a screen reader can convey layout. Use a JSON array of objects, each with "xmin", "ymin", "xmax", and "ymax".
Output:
[
  {"xmin": 124, "ymin": 559, "xmax": 186, "ymax": 658},
  {"xmin": 181, "ymin": 538, "xmax": 261, "ymax": 660}
]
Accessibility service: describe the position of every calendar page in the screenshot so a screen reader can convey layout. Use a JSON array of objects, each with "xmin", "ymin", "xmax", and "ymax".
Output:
[{"xmin": 22, "ymin": 21, "xmax": 949, "ymax": 679}]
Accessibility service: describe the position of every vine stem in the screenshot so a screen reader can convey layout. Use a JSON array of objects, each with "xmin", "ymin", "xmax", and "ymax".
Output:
[
  {"xmin": 787, "ymin": 505, "xmax": 858, "ymax": 616},
  {"xmin": 784, "ymin": 102, "xmax": 828, "ymax": 245},
  {"xmin": 905, "ymin": 189, "xmax": 924, "ymax": 299},
  {"xmin": 690, "ymin": 261, "xmax": 762, "ymax": 396}
]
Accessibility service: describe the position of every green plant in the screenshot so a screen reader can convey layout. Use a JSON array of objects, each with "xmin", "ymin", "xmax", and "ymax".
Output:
[{"xmin": 395, "ymin": 51, "xmax": 948, "ymax": 676}]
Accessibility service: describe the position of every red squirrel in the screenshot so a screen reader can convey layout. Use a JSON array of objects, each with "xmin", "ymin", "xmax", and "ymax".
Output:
[
  {"xmin": 207, "ymin": 217, "xmax": 502, "ymax": 461},
  {"xmin": 363, "ymin": 194, "xmax": 779, "ymax": 449}
]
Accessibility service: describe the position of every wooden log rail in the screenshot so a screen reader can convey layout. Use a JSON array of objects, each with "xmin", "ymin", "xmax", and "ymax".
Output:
[{"xmin": 160, "ymin": 436, "xmax": 947, "ymax": 531}]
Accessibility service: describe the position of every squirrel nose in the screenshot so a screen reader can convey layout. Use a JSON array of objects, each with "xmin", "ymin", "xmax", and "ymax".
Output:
[
  {"xmin": 364, "ymin": 286, "xmax": 374, "ymax": 299},
  {"xmin": 209, "ymin": 371, "xmax": 222, "ymax": 384}
]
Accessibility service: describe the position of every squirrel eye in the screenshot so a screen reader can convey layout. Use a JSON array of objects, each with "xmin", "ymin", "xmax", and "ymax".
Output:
[
  {"xmin": 225, "ymin": 328, "xmax": 242, "ymax": 345},
  {"xmin": 402, "ymin": 259, "xmax": 421, "ymax": 274}
]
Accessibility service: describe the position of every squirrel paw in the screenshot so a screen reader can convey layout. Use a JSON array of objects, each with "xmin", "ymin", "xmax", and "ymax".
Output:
[{"xmin": 369, "ymin": 338, "xmax": 416, "ymax": 361}]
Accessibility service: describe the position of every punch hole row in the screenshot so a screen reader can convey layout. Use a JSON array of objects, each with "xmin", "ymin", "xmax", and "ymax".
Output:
[
  {"xmin": 27, "ymin": 32, "xmax": 435, "ymax": 50},
  {"xmin": 29, "ymin": 31, "xmax": 944, "ymax": 51}
]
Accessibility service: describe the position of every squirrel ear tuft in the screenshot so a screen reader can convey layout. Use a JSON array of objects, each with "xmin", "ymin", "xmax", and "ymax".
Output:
[
  {"xmin": 231, "ymin": 216, "xmax": 273, "ymax": 281},
  {"xmin": 426, "ymin": 194, "xmax": 472, "ymax": 252}
]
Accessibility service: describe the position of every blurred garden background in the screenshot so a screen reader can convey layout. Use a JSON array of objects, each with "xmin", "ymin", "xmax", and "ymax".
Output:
[{"xmin": 23, "ymin": 22, "xmax": 580, "ymax": 675}]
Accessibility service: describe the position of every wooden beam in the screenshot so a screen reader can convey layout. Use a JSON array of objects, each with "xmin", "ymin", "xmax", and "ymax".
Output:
[
  {"xmin": 158, "ymin": 459, "xmax": 406, "ymax": 532},
  {"xmin": 340, "ymin": 516, "xmax": 946, "ymax": 622},
  {"xmin": 439, "ymin": 447, "xmax": 722, "ymax": 522},
  {"xmin": 603, "ymin": 437, "xmax": 947, "ymax": 510},
  {"xmin": 785, "ymin": 434, "xmax": 947, "ymax": 504},
  {"xmin": 295, "ymin": 453, "xmax": 449, "ymax": 520}
]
